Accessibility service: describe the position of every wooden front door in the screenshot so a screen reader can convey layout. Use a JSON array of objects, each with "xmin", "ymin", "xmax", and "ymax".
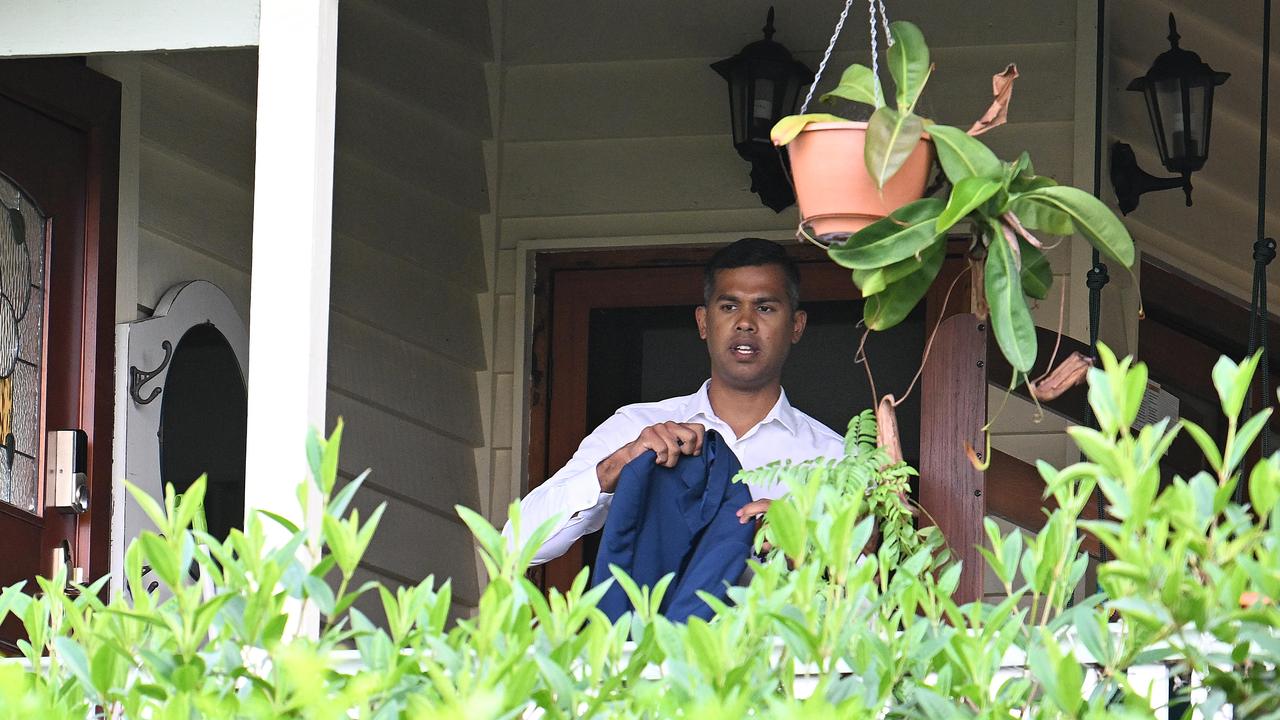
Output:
[
  {"xmin": 0, "ymin": 60, "xmax": 120, "ymax": 651},
  {"xmin": 526, "ymin": 241, "xmax": 986, "ymax": 599}
]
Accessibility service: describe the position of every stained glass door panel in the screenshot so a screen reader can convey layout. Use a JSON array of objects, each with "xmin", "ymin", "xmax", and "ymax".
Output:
[{"xmin": 0, "ymin": 176, "xmax": 45, "ymax": 514}]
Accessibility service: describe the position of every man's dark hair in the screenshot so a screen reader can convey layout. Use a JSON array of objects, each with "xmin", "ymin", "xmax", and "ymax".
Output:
[{"xmin": 703, "ymin": 238, "xmax": 801, "ymax": 310}]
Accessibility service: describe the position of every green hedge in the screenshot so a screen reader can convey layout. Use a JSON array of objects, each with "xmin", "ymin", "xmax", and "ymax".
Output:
[{"xmin": 2, "ymin": 345, "xmax": 1278, "ymax": 718}]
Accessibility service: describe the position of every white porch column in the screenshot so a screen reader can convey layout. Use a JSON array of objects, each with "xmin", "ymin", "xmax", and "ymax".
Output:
[{"xmin": 244, "ymin": 0, "xmax": 338, "ymax": 540}]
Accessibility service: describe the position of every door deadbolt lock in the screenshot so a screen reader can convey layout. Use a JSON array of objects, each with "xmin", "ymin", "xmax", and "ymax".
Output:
[{"xmin": 46, "ymin": 429, "xmax": 89, "ymax": 514}]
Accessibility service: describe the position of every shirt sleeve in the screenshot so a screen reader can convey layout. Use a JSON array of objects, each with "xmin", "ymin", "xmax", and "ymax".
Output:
[{"xmin": 501, "ymin": 410, "xmax": 641, "ymax": 566}]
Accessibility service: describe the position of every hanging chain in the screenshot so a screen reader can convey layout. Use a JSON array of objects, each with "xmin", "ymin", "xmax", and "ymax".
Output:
[
  {"xmin": 800, "ymin": 0, "xmax": 856, "ymax": 113},
  {"xmin": 799, "ymin": 0, "xmax": 894, "ymax": 113},
  {"xmin": 875, "ymin": 0, "xmax": 896, "ymax": 50},
  {"xmin": 868, "ymin": 0, "xmax": 881, "ymax": 102},
  {"xmin": 877, "ymin": 0, "xmax": 894, "ymax": 48},
  {"xmin": 869, "ymin": 0, "xmax": 894, "ymax": 101}
]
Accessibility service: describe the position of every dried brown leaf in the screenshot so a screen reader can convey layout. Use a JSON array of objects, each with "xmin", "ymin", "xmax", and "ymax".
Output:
[
  {"xmin": 876, "ymin": 394, "xmax": 903, "ymax": 464},
  {"xmin": 1028, "ymin": 351, "xmax": 1093, "ymax": 402},
  {"xmin": 1003, "ymin": 211, "xmax": 1043, "ymax": 249},
  {"xmin": 967, "ymin": 64, "xmax": 1019, "ymax": 136}
]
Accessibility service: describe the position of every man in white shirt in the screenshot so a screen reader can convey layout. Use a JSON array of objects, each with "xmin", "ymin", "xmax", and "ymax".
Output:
[{"xmin": 504, "ymin": 238, "xmax": 845, "ymax": 565}]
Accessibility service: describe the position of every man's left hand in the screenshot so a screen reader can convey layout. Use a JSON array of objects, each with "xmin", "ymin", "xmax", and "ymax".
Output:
[
  {"xmin": 736, "ymin": 498, "xmax": 771, "ymax": 525},
  {"xmin": 737, "ymin": 499, "xmax": 779, "ymax": 558}
]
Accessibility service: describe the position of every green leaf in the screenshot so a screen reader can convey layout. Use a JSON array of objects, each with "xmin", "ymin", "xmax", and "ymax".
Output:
[
  {"xmin": 139, "ymin": 532, "xmax": 181, "ymax": 589},
  {"xmin": 353, "ymin": 502, "xmax": 387, "ymax": 565},
  {"xmin": 887, "ymin": 21, "xmax": 931, "ymax": 112},
  {"xmin": 1007, "ymin": 197, "xmax": 1072, "ymax": 236},
  {"xmin": 1009, "ymin": 172, "xmax": 1058, "ymax": 194},
  {"xmin": 1108, "ymin": 596, "xmax": 1173, "ymax": 626},
  {"xmin": 765, "ymin": 500, "xmax": 806, "ymax": 560},
  {"xmin": 322, "ymin": 514, "xmax": 355, "ymax": 577},
  {"xmin": 937, "ymin": 176, "xmax": 1002, "ymax": 234},
  {"xmin": 1053, "ymin": 647, "xmax": 1085, "ymax": 713},
  {"xmin": 865, "ymin": 106, "xmax": 925, "ymax": 188},
  {"xmin": 305, "ymin": 426, "xmax": 323, "ymax": 478},
  {"xmin": 191, "ymin": 593, "xmax": 234, "ymax": 643},
  {"xmin": 927, "ymin": 124, "xmax": 1002, "ymax": 182},
  {"xmin": 90, "ymin": 643, "xmax": 123, "ymax": 696},
  {"xmin": 0, "ymin": 584, "xmax": 30, "ymax": 626},
  {"xmin": 328, "ymin": 469, "xmax": 370, "ymax": 519},
  {"xmin": 852, "ymin": 254, "xmax": 926, "ymax": 296},
  {"xmin": 1006, "ymin": 152, "xmax": 1032, "ymax": 181},
  {"xmin": 1120, "ymin": 353, "xmax": 1149, "ymax": 429},
  {"xmin": 1212, "ymin": 351, "xmax": 1262, "ymax": 420},
  {"xmin": 1180, "ymin": 419, "xmax": 1224, "ymax": 475},
  {"xmin": 1229, "ymin": 409, "xmax": 1273, "ymax": 476},
  {"xmin": 304, "ymin": 575, "xmax": 336, "ymax": 616},
  {"xmin": 985, "ymin": 227, "xmax": 1038, "ymax": 372},
  {"xmin": 175, "ymin": 475, "xmax": 207, "ymax": 533},
  {"xmin": 257, "ymin": 509, "xmax": 300, "ymax": 535},
  {"xmin": 770, "ymin": 113, "xmax": 845, "ymax": 146},
  {"xmin": 1251, "ymin": 454, "xmax": 1280, "ymax": 517},
  {"xmin": 533, "ymin": 653, "xmax": 576, "ymax": 711},
  {"xmin": 820, "ymin": 63, "xmax": 884, "ymax": 108},
  {"xmin": 455, "ymin": 504, "xmax": 506, "ymax": 564},
  {"xmin": 125, "ymin": 480, "xmax": 172, "ymax": 536},
  {"xmin": 53, "ymin": 638, "xmax": 94, "ymax": 696},
  {"xmin": 1020, "ymin": 241, "xmax": 1052, "ymax": 299},
  {"xmin": 318, "ymin": 419, "xmax": 344, "ymax": 495},
  {"xmin": 607, "ymin": 565, "xmax": 644, "ymax": 616},
  {"xmin": 1017, "ymin": 186, "xmax": 1135, "ymax": 267},
  {"xmin": 828, "ymin": 198, "xmax": 945, "ymax": 270},
  {"xmin": 864, "ymin": 239, "xmax": 945, "ymax": 330}
]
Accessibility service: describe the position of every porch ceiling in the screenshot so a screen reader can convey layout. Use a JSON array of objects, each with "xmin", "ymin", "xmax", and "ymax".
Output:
[{"xmin": 500, "ymin": 1, "xmax": 1075, "ymax": 64}]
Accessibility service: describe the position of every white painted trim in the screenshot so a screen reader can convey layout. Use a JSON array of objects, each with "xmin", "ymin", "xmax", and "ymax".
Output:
[
  {"xmin": 92, "ymin": 55, "xmax": 142, "ymax": 596},
  {"xmin": 86, "ymin": 56, "xmax": 142, "ymax": 325},
  {"xmin": 244, "ymin": 0, "xmax": 338, "ymax": 639},
  {"xmin": 505, "ymin": 229, "xmax": 793, "ymax": 519},
  {"xmin": 0, "ymin": 0, "xmax": 259, "ymax": 57}
]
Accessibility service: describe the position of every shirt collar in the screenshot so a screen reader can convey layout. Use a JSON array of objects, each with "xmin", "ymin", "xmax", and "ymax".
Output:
[{"xmin": 680, "ymin": 380, "xmax": 800, "ymax": 435}]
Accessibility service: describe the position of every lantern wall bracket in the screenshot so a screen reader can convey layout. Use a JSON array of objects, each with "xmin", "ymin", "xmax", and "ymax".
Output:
[{"xmin": 1110, "ymin": 142, "xmax": 1192, "ymax": 215}]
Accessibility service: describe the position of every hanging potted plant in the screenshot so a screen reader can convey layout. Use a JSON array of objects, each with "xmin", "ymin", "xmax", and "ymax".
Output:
[
  {"xmin": 773, "ymin": 18, "xmax": 1136, "ymax": 380},
  {"xmin": 771, "ymin": 20, "xmax": 937, "ymax": 239}
]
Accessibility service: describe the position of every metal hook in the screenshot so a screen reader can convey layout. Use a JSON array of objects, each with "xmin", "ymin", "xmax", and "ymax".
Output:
[{"xmin": 129, "ymin": 340, "xmax": 172, "ymax": 405}]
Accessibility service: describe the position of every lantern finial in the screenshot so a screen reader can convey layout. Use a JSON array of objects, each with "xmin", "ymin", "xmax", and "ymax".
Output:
[
  {"xmin": 763, "ymin": 7, "xmax": 776, "ymax": 41},
  {"xmin": 1167, "ymin": 13, "xmax": 1180, "ymax": 48}
]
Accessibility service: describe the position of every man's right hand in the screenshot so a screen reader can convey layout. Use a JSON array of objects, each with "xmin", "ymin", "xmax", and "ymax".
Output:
[{"xmin": 595, "ymin": 422, "xmax": 705, "ymax": 493}]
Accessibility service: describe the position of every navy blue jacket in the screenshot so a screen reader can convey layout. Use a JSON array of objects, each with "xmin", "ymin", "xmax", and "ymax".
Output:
[{"xmin": 590, "ymin": 430, "xmax": 755, "ymax": 623}]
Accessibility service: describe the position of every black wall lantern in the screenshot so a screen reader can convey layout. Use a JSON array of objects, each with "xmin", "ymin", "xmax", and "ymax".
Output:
[
  {"xmin": 712, "ymin": 7, "xmax": 814, "ymax": 212},
  {"xmin": 1111, "ymin": 13, "xmax": 1229, "ymax": 215}
]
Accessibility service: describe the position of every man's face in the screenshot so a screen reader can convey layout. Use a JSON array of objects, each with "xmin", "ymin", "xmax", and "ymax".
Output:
[{"xmin": 695, "ymin": 264, "xmax": 807, "ymax": 393}]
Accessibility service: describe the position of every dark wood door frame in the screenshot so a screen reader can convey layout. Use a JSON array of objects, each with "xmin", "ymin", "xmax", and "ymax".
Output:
[
  {"xmin": 0, "ymin": 59, "xmax": 120, "ymax": 597},
  {"xmin": 526, "ymin": 239, "xmax": 989, "ymax": 601},
  {"xmin": 1139, "ymin": 256, "xmax": 1280, "ymax": 474}
]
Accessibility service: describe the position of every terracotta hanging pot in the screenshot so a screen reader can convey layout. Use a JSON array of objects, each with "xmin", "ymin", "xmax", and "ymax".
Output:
[{"xmin": 786, "ymin": 121, "xmax": 934, "ymax": 239}]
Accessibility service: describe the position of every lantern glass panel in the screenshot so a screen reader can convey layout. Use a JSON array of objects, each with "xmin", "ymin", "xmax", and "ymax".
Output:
[
  {"xmin": 746, "ymin": 59, "xmax": 798, "ymax": 145},
  {"xmin": 780, "ymin": 71, "xmax": 801, "ymax": 124},
  {"xmin": 1152, "ymin": 77, "xmax": 1183, "ymax": 165},
  {"xmin": 726, "ymin": 64, "xmax": 747, "ymax": 147},
  {"xmin": 1182, "ymin": 78, "xmax": 1214, "ymax": 171},
  {"xmin": 752, "ymin": 76, "xmax": 775, "ymax": 131}
]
